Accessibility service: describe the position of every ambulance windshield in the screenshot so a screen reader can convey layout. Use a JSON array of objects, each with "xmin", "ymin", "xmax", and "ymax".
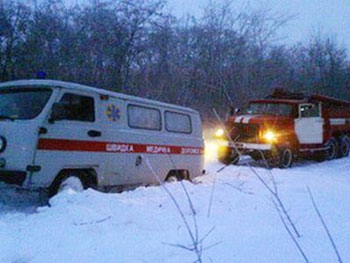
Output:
[
  {"xmin": 247, "ymin": 102, "xmax": 294, "ymax": 117},
  {"xmin": 0, "ymin": 87, "xmax": 52, "ymax": 120}
]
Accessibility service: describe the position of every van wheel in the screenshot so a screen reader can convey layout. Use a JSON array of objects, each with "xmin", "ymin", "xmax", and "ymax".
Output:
[
  {"xmin": 58, "ymin": 176, "xmax": 84, "ymax": 193},
  {"xmin": 166, "ymin": 176, "xmax": 179, "ymax": 183},
  {"xmin": 49, "ymin": 171, "xmax": 93, "ymax": 197},
  {"xmin": 165, "ymin": 170, "xmax": 189, "ymax": 183},
  {"xmin": 338, "ymin": 136, "xmax": 350, "ymax": 157},
  {"xmin": 326, "ymin": 138, "xmax": 338, "ymax": 160}
]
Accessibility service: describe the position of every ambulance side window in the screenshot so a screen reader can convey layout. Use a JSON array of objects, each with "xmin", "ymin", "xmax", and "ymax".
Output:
[
  {"xmin": 59, "ymin": 93, "xmax": 95, "ymax": 122},
  {"xmin": 127, "ymin": 104, "xmax": 161, "ymax": 130},
  {"xmin": 165, "ymin": 111, "xmax": 192, "ymax": 134}
]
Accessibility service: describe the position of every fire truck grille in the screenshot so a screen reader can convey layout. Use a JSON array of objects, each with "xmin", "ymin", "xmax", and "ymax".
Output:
[{"xmin": 230, "ymin": 123, "xmax": 259, "ymax": 142}]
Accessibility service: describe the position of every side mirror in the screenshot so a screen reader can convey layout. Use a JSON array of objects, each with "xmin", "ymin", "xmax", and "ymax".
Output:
[
  {"xmin": 226, "ymin": 106, "xmax": 240, "ymax": 119},
  {"xmin": 228, "ymin": 106, "xmax": 234, "ymax": 116},
  {"xmin": 229, "ymin": 106, "xmax": 240, "ymax": 116},
  {"xmin": 49, "ymin": 103, "xmax": 66, "ymax": 123}
]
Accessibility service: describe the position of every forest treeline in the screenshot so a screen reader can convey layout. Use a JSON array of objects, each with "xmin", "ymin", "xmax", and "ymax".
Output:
[{"xmin": 1, "ymin": 0, "xmax": 350, "ymax": 122}]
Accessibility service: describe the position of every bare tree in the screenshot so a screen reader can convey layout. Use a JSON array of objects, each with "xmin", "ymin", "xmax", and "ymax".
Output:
[
  {"xmin": 1, "ymin": 0, "xmax": 349, "ymax": 121},
  {"xmin": 0, "ymin": 1, "xmax": 30, "ymax": 80}
]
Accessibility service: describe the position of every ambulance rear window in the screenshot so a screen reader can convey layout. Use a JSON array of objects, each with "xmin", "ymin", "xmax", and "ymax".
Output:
[{"xmin": 165, "ymin": 111, "xmax": 192, "ymax": 134}]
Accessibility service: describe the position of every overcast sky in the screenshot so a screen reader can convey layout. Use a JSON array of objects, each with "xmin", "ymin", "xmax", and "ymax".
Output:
[
  {"xmin": 167, "ymin": 0, "xmax": 350, "ymax": 51},
  {"xmin": 31, "ymin": 0, "xmax": 350, "ymax": 51}
]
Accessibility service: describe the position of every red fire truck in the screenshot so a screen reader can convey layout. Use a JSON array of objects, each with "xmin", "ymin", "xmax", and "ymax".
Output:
[{"xmin": 217, "ymin": 89, "xmax": 350, "ymax": 168}]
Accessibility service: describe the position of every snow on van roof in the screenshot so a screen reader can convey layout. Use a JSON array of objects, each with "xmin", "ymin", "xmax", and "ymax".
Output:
[{"xmin": 0, "ymin": 79, "xmax": 198, "ymax": 114}]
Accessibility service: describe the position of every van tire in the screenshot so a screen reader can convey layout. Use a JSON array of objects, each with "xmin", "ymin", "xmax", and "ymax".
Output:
[
  {"xmin": 58, "ymin": 176, "xmax": 84, "ymax": 193},
  {"xmin": 165, "ymin": 170, "xmax": 189, "ymax": 182},
  {"xmin": 166, "ymin": 176, "xmax": 179, "ymax": 183},
  {"xmin": 48, "ymin": 170, "xmax": 97, "ymax": 197}
]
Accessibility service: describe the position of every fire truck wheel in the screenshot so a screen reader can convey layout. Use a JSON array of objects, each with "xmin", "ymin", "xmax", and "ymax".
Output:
[
  {"xmin": 313, "ymin": 151, "xmax": 327, "ymax": 162},
  {"xmin": 218, "ymin": 147, "xmax": 239, "ymax": 165},
  {"xmin": 267, "ymin": 147, "xmax": 292, "ymax": 168},
  {"xmin": 337, "ymin": 136, "xmax": 350, "ymax": 157},
  {"xmin": 266, "ymin": 149, "xmax": 279, "ymax": 168},
  {"xmin": 326, "ymin": 138, "xmax": 338, "ymax": 160},
  {"xmin": 279, "ymin": 148, "xmax": 293, "ymax": 168},
  {"xmin": 250, "ymin": 151, "xmax": 264, "ymax": 161}
]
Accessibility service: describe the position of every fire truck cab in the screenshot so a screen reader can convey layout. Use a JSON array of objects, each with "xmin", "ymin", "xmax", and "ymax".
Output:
[
  {"xmin": 0, "ymin": 79, "xmax": 204, "ymax": 195},
  {"xmin": 217, "ymin": 89, "xmax": 350, "ymax": 168}
]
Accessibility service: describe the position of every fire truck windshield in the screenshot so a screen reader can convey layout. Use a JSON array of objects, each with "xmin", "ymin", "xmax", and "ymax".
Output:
[
  {"xmin": 0, "ymin": 87, "xmax": 52, "ymax": 120},
  {"xmin": 247, "ymin": 102, "xmax": 293, "ymax": 117}
]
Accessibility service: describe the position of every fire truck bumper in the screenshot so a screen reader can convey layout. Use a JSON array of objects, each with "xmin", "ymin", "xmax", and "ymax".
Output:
[{"xmin": 228, "ymin": 142, "xmax": 272, "ymax": 151}]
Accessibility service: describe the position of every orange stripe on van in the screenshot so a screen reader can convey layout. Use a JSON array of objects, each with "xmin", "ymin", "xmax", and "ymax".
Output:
[{"xmin": 37, "ymin": 138, "xmax": 204, "ymax": 155}]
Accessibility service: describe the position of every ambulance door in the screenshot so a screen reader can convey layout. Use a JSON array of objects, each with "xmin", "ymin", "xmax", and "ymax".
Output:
[
  {"xmin": 33, "ymin": 90, "xmax": 101, "ymax": 187},
  {"xmin": 124, "ymin": 103, "xmax": 165, "ymax": 185},
  {"xmin": 98, "ymin": 97, "xmax": 137, "ymax": 186},
  {"xmin": 294, "ymin": 103, "xmax": 323, "ymax": 144}
]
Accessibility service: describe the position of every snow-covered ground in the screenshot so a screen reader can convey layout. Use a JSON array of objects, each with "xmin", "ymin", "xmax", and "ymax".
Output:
[{"xmin": 1, "ymin": 147, "xmax": 350, "ymax": 263}]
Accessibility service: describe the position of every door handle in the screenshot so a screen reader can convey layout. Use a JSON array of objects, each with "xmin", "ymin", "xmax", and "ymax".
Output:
[
  {"xmin": 88, "ymin": 130, "xmax": 102, "ymax": 137},
  {"xmin": 39, "ymin": 127, "xmax": 48, "ymax": 135}
]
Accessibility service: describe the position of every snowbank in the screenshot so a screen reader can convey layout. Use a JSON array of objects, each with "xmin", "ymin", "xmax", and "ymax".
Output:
[{"xmin": 1, "ymin": 158, "xmax": 350, "ymax": 263}]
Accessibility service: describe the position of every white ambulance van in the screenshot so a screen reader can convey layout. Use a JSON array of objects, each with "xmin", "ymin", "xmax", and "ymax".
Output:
[{"xmin": 0, "ymin": 79, "xmax": 204, "ymax": 196}]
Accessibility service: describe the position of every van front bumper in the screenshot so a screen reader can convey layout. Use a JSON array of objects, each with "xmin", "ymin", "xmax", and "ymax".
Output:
[{"xmin": 0, "ymin": 170, "xmax": 26, "ymax": 186}]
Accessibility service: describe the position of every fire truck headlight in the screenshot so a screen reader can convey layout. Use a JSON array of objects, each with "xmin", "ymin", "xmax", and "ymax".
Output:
[
  {"xmin": 0, "ymin": 136, "xmax": 6, "ymax": 152},
  {"xmin": 215, "ymin": 128, "xmax": 225, "ymax": 139},
  {"xmin": 262, "ymin": 130, "xmax": 277, "ymax": 142}
]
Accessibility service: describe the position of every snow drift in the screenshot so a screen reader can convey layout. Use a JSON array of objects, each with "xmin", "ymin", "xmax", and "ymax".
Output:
[{"xmin": 1, "ymin": 157, "xmax": 350, "ymax": 263}]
